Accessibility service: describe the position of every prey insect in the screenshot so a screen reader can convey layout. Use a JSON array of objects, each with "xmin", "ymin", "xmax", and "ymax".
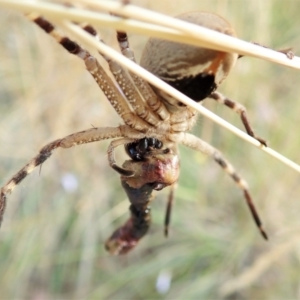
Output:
[{"xmin": 0, "ymin": 9, "xmax": 268, "ymax": 255}]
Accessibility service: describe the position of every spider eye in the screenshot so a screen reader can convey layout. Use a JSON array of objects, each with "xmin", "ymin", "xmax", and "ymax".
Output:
[
  {"xmin": 125, "ymin": 138, "xmax": 165, "ymax": 161},
  {"xmin": 125, "ymin": 142, "xmax": 141, "ymax": 160},
  {"xmin": 137, "ymin": 138, "xmax": 148, "ymax": 153}
]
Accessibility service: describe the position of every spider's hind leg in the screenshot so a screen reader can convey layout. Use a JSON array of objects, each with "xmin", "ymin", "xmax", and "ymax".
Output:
[
  {"xmin": 174, "ymin": 132, "xmax": 268, "ymax": 240},
  {"xmin": 208, "ymin": 91, "xmax": 267, "ymax": 146}
]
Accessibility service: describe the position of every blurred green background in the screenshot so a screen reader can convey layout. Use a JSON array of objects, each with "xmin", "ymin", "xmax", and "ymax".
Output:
[{"xmin": 1, "ymin": 0, "xmax": 300, "ymax": 299}]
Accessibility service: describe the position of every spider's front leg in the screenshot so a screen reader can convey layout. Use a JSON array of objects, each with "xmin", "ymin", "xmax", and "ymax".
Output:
[
  {"xmin": 27, "ymin": 13, "xmax": 153, "ymax": 133},
  {"xmin": 105, "ymin": 140, "xmax": 180, "ymax": 255},
  {"xmin": 0, "ymin": 126, "xmax": 124, "ymax": 226}
]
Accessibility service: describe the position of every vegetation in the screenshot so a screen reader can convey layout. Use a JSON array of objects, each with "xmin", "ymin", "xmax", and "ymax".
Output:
[{"xmin": 0, "ymin": 0, "xmax": 300, "ymax": 298}]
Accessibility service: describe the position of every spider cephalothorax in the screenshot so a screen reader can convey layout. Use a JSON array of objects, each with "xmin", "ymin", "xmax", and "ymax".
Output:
[{"xmin": 0, "ymin": 8, "xmax": 269, "ymax": 255}]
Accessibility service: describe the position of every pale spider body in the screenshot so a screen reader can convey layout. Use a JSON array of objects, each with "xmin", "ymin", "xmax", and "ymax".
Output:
[
  {"xmin": 0, "ymin": 10, "xmax": 268, "ymax": 255},
  {"xmin": 141, "ymin": 12, "xmax": 237, "ymax": 107}
]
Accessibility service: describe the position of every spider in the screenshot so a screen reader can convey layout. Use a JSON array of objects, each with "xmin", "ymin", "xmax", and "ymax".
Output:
[{"xmin": 0, "ymin": 9, "xmax": 268, "ymax": 255}]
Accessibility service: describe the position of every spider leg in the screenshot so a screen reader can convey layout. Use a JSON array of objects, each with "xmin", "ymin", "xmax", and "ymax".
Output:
[
  {"xmin": 115, "ymin": 31, "xmax": 170, "ymax": 121},
  {"xmin": 171, "ymin": 132, "xmax": 268, "ymax": 240},
  {"xmin": 79, "ymin": 23, "xmax": 162, "ymax": 126},
  {"xmin": 276, "ymin": 47, "xmax": 294, "ymax": 59},
  {"xmin": 208, "ymin": 91, "xmax": 267, "ymax": 146},
  {"xmin": 238, "ymin": 43, "xmax": 294, "ymax": 59},
  {"xmin": 107, "ymin": 138, "xmax": 136, "ymax": 176},
  {"xmin": 0, "ymin": 126, "xmax": 123, "ymax": 226},
  {"xmin": 68, "ymin": 18, "xmax": 196, "ymax": 133},
  {"xmin": 26, "ymin": 13, "xmax": 150, "ymax": 132}
]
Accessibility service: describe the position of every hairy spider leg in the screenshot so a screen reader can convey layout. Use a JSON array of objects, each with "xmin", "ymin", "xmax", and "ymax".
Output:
[
  {"xmin": 208, "ymin": 91, "xmax": 267, "ymax": 146},
  {"xmin": 0, "ymin": 127, "xmax": 125, "ymax": 226},
  {"xmin": 27, "ymin": 13, "xmax": 151, "ymax": 132},
  {"xmin": 170, "ymin": 132, "xmax": 268, "ymax": 240}
]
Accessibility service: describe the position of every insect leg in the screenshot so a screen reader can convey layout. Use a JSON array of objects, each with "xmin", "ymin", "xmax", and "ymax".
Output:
[{"xmin": 164, "ymin": 184, "xmax": 176, "ymax": 237}]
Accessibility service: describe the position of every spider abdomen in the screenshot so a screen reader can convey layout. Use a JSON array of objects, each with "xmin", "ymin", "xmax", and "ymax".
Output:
[{"xmin": 141, "ymin": 11, "xmax": 238, "ymax": 106}]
